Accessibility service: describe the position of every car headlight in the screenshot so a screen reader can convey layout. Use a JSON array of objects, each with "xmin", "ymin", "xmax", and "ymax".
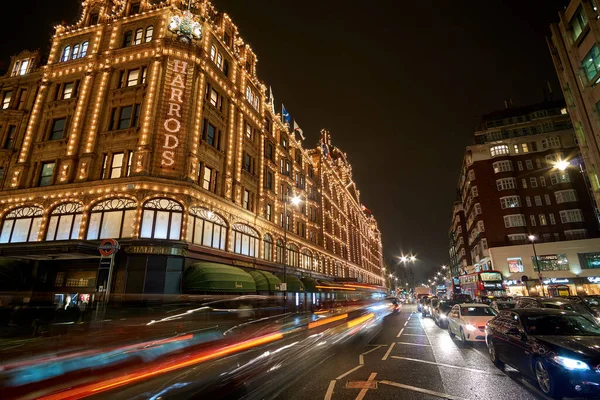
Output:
[
  {"xmin": 439, "ymin": 314, "xmax": 447, "ymax": 319},
  {"xmin": 465, "ymin": 324, "xmax": 477, "ymax": 331},
  {"xmin": 552, "ymin": 356, "xmax": 590, "ymax": 371}
]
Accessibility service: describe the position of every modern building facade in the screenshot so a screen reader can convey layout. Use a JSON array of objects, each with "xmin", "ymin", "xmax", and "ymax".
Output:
[
  {"xmin": 0, "ymin": 0, "xmax": 384, "ymax": 304},
  {"xmin": 548, "ymin": 0, "xmax": 600, "ymax": 211},
  {"xmin": 448, "ymin": 199, "xmax": 471, "ymax": 277},
  {"xmin": 450, "ymin": 99, "xmax": 600, "ymax": 283}
]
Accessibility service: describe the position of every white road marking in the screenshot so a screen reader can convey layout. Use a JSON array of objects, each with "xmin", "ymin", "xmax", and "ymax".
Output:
[
  {"xmin": 402, "ymin": 333, "xmax": 427, "ymax": 336},
  {"xmin": 381, "ymin": 342, "xmax": 396, "ymax": 360},
  {"xmin": 355, "ymin": 372, "xmax": 377, "ymax": 400},
  {"xmin": 390, "ymin": 356, "xmax": 502, "ymax": 375},
  {"xmin": 396, "ymin": 328, "xmax": 404, "ymax": 337},
  {"xmin": 324, "ymin": 380, "xmax": 336, "ymax": 400},
  {"xmin": 379, "ymin": 380, "xmax": 468, "ymax": 400},
  {"xmin": 403, "ymin": 321, "xmax": 408, "ymax": 326},
  {"xmin": 361, "ymin": 345, "xmax": 384, "ymax": 356},
  {"xmin": 396, "ymin": 341, "xmax": 431, "ymax": 346},
  {"xmin": 359, "ymin": 354, "xmax": 364, "ymax": 365},
  {"xmin": 335, "ymin": 365, "xmax": 364, "ymax": 380}
]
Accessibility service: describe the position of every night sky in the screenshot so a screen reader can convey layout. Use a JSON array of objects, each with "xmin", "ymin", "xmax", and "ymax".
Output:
[{"xmin": 2, "ymin": 0, "xmax": 571, "ymax": 282}]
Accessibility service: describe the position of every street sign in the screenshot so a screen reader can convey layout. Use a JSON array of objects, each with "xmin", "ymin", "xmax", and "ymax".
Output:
[
  {"xmin": 521, "ymin": 275, "xmax": 528, "ymax": 282},
  {"xmin": 98, "ymin": 239, "xmax": 120, "ymax": 257},
  {"xmin": 280, "ymin": 283, "xmax": 287, "ymax": 291}
]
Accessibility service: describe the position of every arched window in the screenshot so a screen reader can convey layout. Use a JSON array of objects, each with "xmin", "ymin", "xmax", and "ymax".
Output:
[
  {"xmin": 80, "ymin": 41, "xmax": 89, "ymax": 58},
  {"xmin": 140, "ymin": 198, "xmax": 183, "ymax": 240},
  {"xmin": 145, "ymin": 26, "xmax": 154, "ymax": 42},
  {"xmin": 263, "ymin": 234, "xmax": 273, "ymax": 261},
  {"xmin": 301, "ymin": 249, "xmax": 313, "ymax": 270},
  {"xmin": 276, "ymin": 239, "xmax": 284, "ymax": 263},
  {"xmin": 134, "ymin": 28, "xmax": 144, "ymax": 45},
  {"xmin": 232, "ymin": 223, "xmax": 259, "ymax": 257},
  {"xmin": 287, "ymin": 243, "xmax": 299, "ymax": 268},
  {"xmin": 61, "ymin": 46, "xmax": 71, "ymax": 62},
  {"xmin": 46, "ymin": 202, "xmax": 83, "ymax": 241},
  {"xmin": 71, "ymin": 44, "xmax": 80, "ymax": 60},
  {"xmin": 0, "ymin": 206, "xmax": 43, "ymax": 243},
  {"xmin": 186, "ymin": 207, "xmax": 227, "ymax": 250},
  {"xmin": 87, "ymin": 198, "xmax": 136, "ymax": 240}
]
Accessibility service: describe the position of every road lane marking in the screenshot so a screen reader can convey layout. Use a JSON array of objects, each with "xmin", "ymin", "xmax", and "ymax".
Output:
[
  {"xmin": 396, "ymin": 328, "xmax": 404, "ymax": 337},
  {"xmin": 403, "ymin": 321, "xmax": 408, "ymax": 326},
  {"xmin": 359, "ymin": 354, "xmax": 364, "ymax": 365},
  {"xmin": 324, "ymin": 380, "xmax": 336, "ymax": 400},
  {"xmin": 361, "ymin": 345, "xmax": 384, "ymax": 356},
  {"xmin": 379, "ymin": 380, "xmax": 468, "ymax": 400},
  {"xmin": 390, "ymin": 356, "xmax": 502, "ymax": 375},
  {"xmin": 396, "ymin": 341, "xmax": 431, "ymax": 346},
  {"xmin": 381, "ymin": 342, "xmax": 396, "ymax": 360},
  {"xmin": 402, "ymin": 333, "xmax": 427, "ymax": 336},
  {"xmin": 336, "ymin": 365, "xmax": 364, "ymax": 380},
  {"xmin": 355, "ymin": 372, "xmax": 377, "ymax": 400}
]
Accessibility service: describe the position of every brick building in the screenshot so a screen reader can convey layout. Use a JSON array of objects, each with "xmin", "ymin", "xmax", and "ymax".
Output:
[{"xmin": 0, "ymin": 0, "xmax": 384, "ymax": 304}]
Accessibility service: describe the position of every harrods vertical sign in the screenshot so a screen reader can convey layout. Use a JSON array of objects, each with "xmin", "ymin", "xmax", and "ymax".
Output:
[{"xmin": 158, "ymin": 58, "xmax": 190, "ymax": 177}]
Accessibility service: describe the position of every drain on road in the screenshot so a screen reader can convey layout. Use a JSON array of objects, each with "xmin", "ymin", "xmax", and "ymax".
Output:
[{"xmin": 345, "ymin": 380, "xmax": 378, "ymax": 389}]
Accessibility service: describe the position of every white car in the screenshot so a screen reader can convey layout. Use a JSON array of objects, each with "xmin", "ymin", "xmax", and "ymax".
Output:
[{"xmin": 447, "ymin": 303, "xmax": 497, "ymax": 343}]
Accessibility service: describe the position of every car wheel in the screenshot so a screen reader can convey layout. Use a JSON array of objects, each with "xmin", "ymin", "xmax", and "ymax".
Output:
[
  {"xmin": 535, "ymin": 359, "xmax": 559, "ymax": 398},
  {"xmin": 460, "ymin": 328, "xmax": 469, "ymax": 345},
  {"xmin": 488, "ymin": 339, "xmax": 504, "ymax": 370}
]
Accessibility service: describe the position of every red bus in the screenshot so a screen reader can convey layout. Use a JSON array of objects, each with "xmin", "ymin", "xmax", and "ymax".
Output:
[{"xmin": 458, "ymin": 270, "xmax": 506, "ymax": 301}]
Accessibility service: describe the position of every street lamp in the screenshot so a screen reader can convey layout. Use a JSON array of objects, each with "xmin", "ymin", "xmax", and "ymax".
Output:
[
  {"xmin": 555, "ymin": 160, "xmax": 570, "ymax": 171},
  {"xmin": 529, "ymin": 235, "xmax": 546, "ymax": 297},
  {"xmin": 283, "ymin": 193, "xmax": 302, "ymax": 311}
]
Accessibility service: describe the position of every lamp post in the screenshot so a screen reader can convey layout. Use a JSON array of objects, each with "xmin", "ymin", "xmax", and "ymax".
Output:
[
  {"xmin": 529, "ymin": 235, "xmax": 546, "ymax": 297},
  {"xmin": 283, "ymin": 193, "xmax": 301, "ymax": 312}
]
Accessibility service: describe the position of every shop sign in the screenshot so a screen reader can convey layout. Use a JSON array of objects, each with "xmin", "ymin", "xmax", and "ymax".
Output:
[
  {"xmin": 98, "ymin": 238, "xmax": 119, "ymax": 257},
  {"xmin": 542, "ymin": 277, "xmax": 570, "ymax": 285},
  {"xmin": 232, "ymin": 260, "xmax": 254, "ymax": 268},
  {"xmin": 507, "ymin": 258, "xmax": 523, "ymax": 273},
  {"xmin": 161, "ymin": 59, "xmax": 189, "ymax": 168},
  {"xmin": 587, "ymin": 277, "xmax": 600, "ymax": 284},
  {"xmin": 503, "ymin": 280, "xmax": 521, "ymax": 286},
  {"xmin": 124, "ymin": 246, "xmax": 184, "ymax": 256},
  {"xmin": 483, "ymin": 282, "xmax": 503, "ymax": 289}
]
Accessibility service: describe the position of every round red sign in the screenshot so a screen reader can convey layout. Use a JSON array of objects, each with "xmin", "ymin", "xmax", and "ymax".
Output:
[{"xmin": 98, "ymin": 238, "xmax": 119, "ymax": 257}]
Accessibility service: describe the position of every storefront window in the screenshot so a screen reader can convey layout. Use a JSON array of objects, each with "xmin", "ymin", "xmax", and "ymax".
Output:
[
  {"xmin": 276, "ymin": 239, "xmax": 284, "ymax": 263},
  {"xmin": 0, "ymin": 206, "xmax": 43, "ymax": 243},
  {"xmin": 287, "ymin": 243, "xmax": 299, "ymax": 267},
  {"xmin": 186, "ymin": 207, "xmax": 227, "ymax": 250},
  {"xmin": 87, "ymin": 198, "xmax": 136, "ymax": 239},
  {"xmin": 232, "ymin": 223, "xmax": 259, "ymax": 257},
  {"xmin": 301, "ymin": 249, "xmax": 313, "ymax": 270},
  {"xmin": 46, "ymin": 202, "xmax": 83, "ymax": 241},
  {"xmin": 533, "ymin": 254, "xmax": 569, "ymax": 271},
  {"xmin": 507, "ymin": 257, "xmax": 523, "ymax": 273},
  {"xmin": 263, "ymin": 234, "xmax": 273, "ymax": 261},
  {"xmin": 579, "ymin": 252, "xmax": 600, "ymax": 269},
  {"xmin": 140, "ymin": 198, "xmax": 183, "ymax": 240}
]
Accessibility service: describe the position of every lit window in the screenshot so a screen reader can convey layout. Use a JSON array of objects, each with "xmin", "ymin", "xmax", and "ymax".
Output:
[
  {"xmin": 110, "ymin": 152, "xmax": 124, "ymax": 179},
  {"xmin": 127, "ymin": 69, "xmax": 140, "ymax": 86},
  {"xmin": 555, "ymin": 189, "xmax": 578, "ymax": 204},
  {"xmin": 210, "ymin": 45, "xmax": 216, "ymax": 61},
  {"xmin": 39, "ymin": 162, "xmax": 55, "ymax": 186},
  {"xmin": 550, "ymin": 172, "xmax": 571, "ymax": 185},
  {"xmin": 521, "ymin": 143, "xmax": 529, "ymax": 153},
  {"xmin": 263, "ymin": 234, "xmax": 273, "ymax": 261},
  {"xmin": 72, "ymin": 44, "xmax": 80, "ymax": 60},
  {"xmin": 62, "ymin": 82, "xmax": 75, "ymax": 99},
  {"xmin": 560, "ymin": 209, "xmax": 584, "ymax": 223},
  {"xmin": 210, "ymin": 88, "xmax": 218, "ymax": 107},
  {"xmin": 145, "ymin": 26, "xmax": 153, "ymax": 42},
  {"xmin": 0, "ymin": 206, "xmax": 43, "ymax": 243},
  {"xmin": 583, "ymin": 45, "xmax": 600, "ymax": 83},
  {"xmin": 61, "ymin": 45, "xmax": 71, "ymax": 62},
  {"xmin": 2, "ymin": 91, "xmax": 12, "ymax": 109},
  {"xmin": 80, "ymin": 42, "xmax": 88, "ymax": 58},
  {"xmin": 496, "ymin": 178, "xmax": 516, "ymax": 190},
  {"xmin": 243, "ymin": 189, "xmax": 251, "ymax": 210},
  {"xmin": 492, "ymin": 160, "xmax": 512, "ymax": 173},
  {"xmin": 17, "ymin": 59, "xmax": 30, "ymax": 75},
  {"xmin": 202, "ymin": 166, "xmax": 212, "ymax": 190},
  {"xmin": 539, "ymin": 214, "xmax": 547, "ymax": 226},
  {"xmin": 140, "ymin": 198, "xmax": 183, "ymax": 240},
  {"xmin": 500, "ymin": 195, "xmax": 520, "ymax": 209},
  {"xmin": 490, "ymin": 145, "xmax": 509, "ymax": 157},
  {"xmin": 232, "ymin": 223, "xmax": 259, "ymax": 257},
  {"xmin": 46, "ymin": 202, "xmax": 83, "ymax": 241},
  {"xmin": 570, "ymin": 6, "xmax": 588, "ymax": 42},
  {"xmin": 87, "ymin": 198, "xmax": 137, "ymax": 240},
  {"xmin": 186, "ymin": 207, "xmax": 227, "ymax": 250},
  {"xmin": 134, "ymin": 28, "xmax": 144, "ymax": 45}
]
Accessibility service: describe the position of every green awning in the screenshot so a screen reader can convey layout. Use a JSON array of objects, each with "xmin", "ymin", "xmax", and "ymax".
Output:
[
  {"xmin": 249, "ymin": 270, "xmax": 282, "ymax": 292},
  {"xmin": 184, "ymin": 262, "xmax": 256, "ymax": 293},
  {"xmin": 301, "ymin": 277, "xmax": 320, "ymax": 292},
  {"xmin": 277, "ymin": 274, "xmax": 305, "ymax": 292}
]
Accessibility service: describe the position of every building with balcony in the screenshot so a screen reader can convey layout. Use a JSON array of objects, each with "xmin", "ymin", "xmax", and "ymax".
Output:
[
  {"xmin": 450, "ymin": 99, "xmax": 600, "ymax": 278},
  {"xmin": 0, "ymin": 0, "xmax": 384, "ymax": 305}
]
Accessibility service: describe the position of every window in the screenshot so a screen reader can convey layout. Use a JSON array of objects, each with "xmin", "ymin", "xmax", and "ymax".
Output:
[
  {"xmin": 533, "ymin": 254, "xmax": 569, "ymax": 271},
  {"xmin": 517, "ymin": 161, "xmax": 523, "ymax": 171},
  {"xmin": 560, "ymin": 209, "xmax": 584, "ymax": 223},
  {"xmin": 472, "ymin": 186, "xmax": 479, "ymax": 197},
  {"xmin": 496, "ymin": 178, "xmax": 516, "ymax": 190},
  {"xmin": 526, "ymin": 159, "xmax": 533, "ymax": 170},
  {"xmin": 204, "ymin": 120, "xmax": 217, "ymax": 147},
  {"xmin": 110, "ymin": 104, "xmax": 140, "ymax": 130},
  {"xmin": 539, "ymin": 214, "xmax": 547, "ymax": 226},
  {"xmin": 72, "ymin": 44, "xmax": 80, "ymax": 60},
  {"xmin": 62, "ymin": 82, "xmax": 75, "ymax": 99},
  {"xmin": 265, "ymin": 141, "xmax": 274, "ymax": 161},
  {"xmin": 50, "ymin": 118, "xmax": 66, "ymax": 140},
  {"xmin": 525, "ymin": 196, "xmax": 531, "ymax": 207},
  {"xmin": 490, "ymin": 145, "xmax": 509, "ymax": 157},
  {"xmin": 570, "ymin": 6, "xmax": 588, "ymax": 41},
  {"xmin": 550, "ymin": 172, "xmax": 571, "ymax": 185},
  {"xmin": 530, "ymin": 215, "xmax": 537, "ymax": 226},
  {"xmin": 46, "ymin": 202, "xmax": 83, "ymax": 241},
  {"xmin": 541, "ymin": 137, "xmax": 561, "ymax": 149},
  {"xmin": 243, "ymin": 189, "xmax": 252, "ymax": 210},
  {"xmin": 263, "ymin": 234, "xmax": 273, "ymax": 261},
  {"xmin": 549, "ymin": 213, "xmax": 556, "ymax": 225},
  {"xmin": 477, "ymin": 220, "xmax": 485, "ymax": 232},
  {"xmin": 145, "ymin": 26, "xmax": 153, "ymax": 42},
  {"xmin": 508, "ymin": 234, "xmax": 528, "ymax": 244},
  {"xmin": 80, "ymin": 41, "xmax": 88, "ymax": 58},
  {"xmin": 245, "ymin": 122, "xmax": 253, "ymax": 139},
  {"xmin": 492, "ymin": 160, "xmax": 512, "ymax": 173},
  {"xmin": 582, "ymin": 45, "xmax": 600, "ymax": 83},
  {"xmin": 210, "ymin": 45, "xmax": 216, "ymax": 61},
  {"xmin": 276, "ymin": 239, "xmax": 284, "ymax": 263},
  {"xmin": 500, "ymin": 195, "xmax": 520, "ymax": 209},
  {"xmin": 39, "ymin": 162, "xmax": 55, "ymax": 186},
  {"xmin": 522, "ymin": 178, "xmax": 528, "ymax": 189},
  {"xmin": 186, "ymin": 207, "xmax": 227, "ymax": 250},
  {"xmin": 118, "ymin": 105, "xmax": 133, "ymax": 129},
  {"xmin": 243, "ymin": 153, "xmax": 255, "ymax": 174},
  {"xmin": 130, "ymin": 2, "xmax": 141, "ymax": 15},
  {"xmin": 134, "ymin": 29, "xmax": 143, "ymax": 45},
  {"xmin": 287, "ymin": 243, "xmax": 299, "ymax": 267},
  {"xmin": 61, "ymin": 45, "xmax": 71, "ymax": 62},
  {"xmin": 87, "ymin": 198, "xmax": 136, "ymax": 239},
  {"xmin": 127, "ymin": 69, "xmax": 140, "ymax": 86},
  {"xmin": 2, "ymin": 91, "xmax": 12, "ymax": 109},
  {"xmin": 140, "ymin": 198, "xmax": 183, "ymax": 240},
  {"xmin": 504, "ymin": 214, "xmax": 526, "ymax": 228},
  {"xmin": 245, "ymin": 86, "xmax": 259, "ymax": 110},
  {"xmin": 3, "ymin": 126, "xmax": 16, "ymax": 149},
  {"xmin": 265, "ymin": 169, "xmax": 274, "ymax": 190},
  {"xmin": 468, "ymin": 170, "xmax": 476, "ymax": 181},
  {"xmin": 209, "ymin": 88, "xmax": 219, "ymax": 107},
  {"xmin": 540, "ymin": 176, "xmax": 546, "ymax": 187},
  {"xmin": 545, "ymin": 194, "xmax": 551, "ymax": 205},
  {"xmin": 12, "ymin": 59, "xmax": 31, "ymax": 76},
  {"xmin": 232, "ymin": 223, "xmax": 259, "ymax": 257},
  {"xmin": 109, "ymin": 152, "xmax": 124, "ymax": 179},
  {"xmin": 474, "ymin": 203, "xmax": 482, "ymax": 215},
  {"xmin": 555, "ymin": 189, "xmax": 577, "ymax": 204},
  {"xmin": 280, "ymin": 134, "xmax": 288, "ymax": 149},
  {"xmin": 579, "ymin": 252, "xmax": 600, "ymax": 269},
  {"xmin": 0, "ymin": 206, "xmax": 43, "ymax": 243},
  {"xmin": 530, "ymin": 177, "xmax": 538, "ymax": 188},
  {"xmin": 521, "ymin": 143, "xmax": 530, "ymax": 153},
  {"xmin": 565, "ymin": 229, "xmax": 587, "ymax": 240},
  {"xmin": 202, "ymin": 166, "xmax": 213, "ymax": 191},
  {"xmin": 266, "ymin": 203, "xmax": 272, "ymax": 221}
]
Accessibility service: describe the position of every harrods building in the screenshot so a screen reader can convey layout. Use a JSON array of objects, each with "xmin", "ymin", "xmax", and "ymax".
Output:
[{"xmin": 0, "ymin": 0, "xmax": 384, "ymax": 303}]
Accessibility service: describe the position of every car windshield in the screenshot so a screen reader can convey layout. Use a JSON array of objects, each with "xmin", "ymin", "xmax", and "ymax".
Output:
[
  {"xmin": 542, "ymin": 301, "xmax": 591, "ymax": 315},
  {"xmin": 496, "ymin": 302, "xmax": 515, "ymax": 310},
  {"xmin": 461, "ymin": 306, "xmax": 497, "ymax": 316},
  {"xmin": 523, "ymin": 314, "xmax": 600, "ymax": 336}
]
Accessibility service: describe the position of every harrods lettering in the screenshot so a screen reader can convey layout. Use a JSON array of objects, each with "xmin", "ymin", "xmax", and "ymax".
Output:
[{"xmin": 161, "ymin": 59, "xmax": 188, "ymax": 167}]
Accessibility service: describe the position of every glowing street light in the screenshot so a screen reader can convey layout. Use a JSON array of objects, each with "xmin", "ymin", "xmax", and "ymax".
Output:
[{"xmin": 555, "ymin": 160, "xmax": 570, "ymax": 171}]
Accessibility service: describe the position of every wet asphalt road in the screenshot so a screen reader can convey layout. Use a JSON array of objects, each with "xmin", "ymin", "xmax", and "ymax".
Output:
[{"xmin": 280, "ymin": 304, "xmax": 578, "ymax": 400}]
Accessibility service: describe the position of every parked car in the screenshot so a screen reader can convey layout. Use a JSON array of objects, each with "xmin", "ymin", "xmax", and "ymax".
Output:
[
  {"xmin": 422, "ymin": 297, "xmax": 437, "ymax": 317},
  {"xmin": 447, "ymin": 303, "xmax": 497, "ymax": 343},
  {"xmin": 490, "ymin": 300, "xmax": 515, "ymax": 313},
  {"xmin": 565, "ymin": 296, "xmax": 600, "ymax": 323},
  {"xmin": 486, "ymin": 309, "xmax": 600, "ymax": 398},
  {"xmin": 432, "ymin": 300, "xmax": 458, "ymax": 328},
  {"xmin": 514, "ymin": 297, "xmax": 599, "ymax": 325}
]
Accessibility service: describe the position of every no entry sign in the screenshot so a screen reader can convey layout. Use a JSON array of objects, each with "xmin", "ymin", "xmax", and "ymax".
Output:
[{"xmin": 98, "ymin": 238, "xmax": 120, "ymax": 257}]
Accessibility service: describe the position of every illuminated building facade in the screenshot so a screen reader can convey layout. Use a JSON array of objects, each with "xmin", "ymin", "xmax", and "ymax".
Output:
[{"xmin": 0, "ymin": 0, "xmax": 384, "ymax": 300}]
